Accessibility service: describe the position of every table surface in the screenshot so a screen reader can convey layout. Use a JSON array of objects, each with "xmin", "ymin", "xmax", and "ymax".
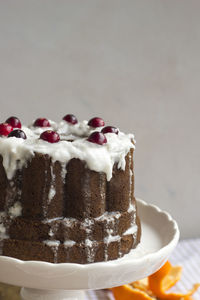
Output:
[{"xmin": 0, "ymin": 239, "xmax": 199, "ymax": 300}]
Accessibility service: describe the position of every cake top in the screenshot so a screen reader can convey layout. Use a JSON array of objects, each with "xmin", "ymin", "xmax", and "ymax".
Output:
[{"xmin": 0, "ymin": 115, "xmax": 135, "ymax": 181}]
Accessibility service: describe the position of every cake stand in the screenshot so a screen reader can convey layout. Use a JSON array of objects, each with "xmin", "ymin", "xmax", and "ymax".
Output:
[{"xmin": 0, "ymin": 199, "xmax": 180, "ymax": 300}]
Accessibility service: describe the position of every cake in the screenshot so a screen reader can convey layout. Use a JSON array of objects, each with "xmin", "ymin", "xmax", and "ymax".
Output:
[{"xmin": 0, "ymin": 115, "xmax": 141, "ymax": 264}]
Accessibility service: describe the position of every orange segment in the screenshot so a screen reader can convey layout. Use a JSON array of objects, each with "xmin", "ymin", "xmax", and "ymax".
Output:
[
  {"xmin": 148, "ymin": 261, "xmax": 200, "ymax": 300},
  {"xmin": 162, "ymin": 265, "xmax": 182, "ymax": 291},
  {"xmin": 148, "ymin": 261, "xmax": 182, "ymax": 297},
  {"xmin": 131, "ymin": 278, "xmax": 149, "ymax": 292},
  {"xmin": 111, "ymin": 284, "xmax": 156, "ymax": 300},
  {"xmin": 131, "ymin": 278, "xmax": 155, "ymax": 297},
  {"xmin": 111, "ymin": 261, "xmax": 200, "ymax": 300}
]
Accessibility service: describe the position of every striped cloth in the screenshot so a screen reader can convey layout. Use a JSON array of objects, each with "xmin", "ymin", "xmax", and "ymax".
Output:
[
  {"xmin": 85, "ymin": 238, "xmax": 200, "ymax": 299},
  {"xmin": 170, "ymin": 239, "xmax": 200, "ymax": 299}
]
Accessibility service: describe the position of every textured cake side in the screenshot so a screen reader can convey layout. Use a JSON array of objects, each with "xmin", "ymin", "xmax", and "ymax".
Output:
[{"xmin": 0, "ymin": 149, "xmax": 141, "ymax": 263}]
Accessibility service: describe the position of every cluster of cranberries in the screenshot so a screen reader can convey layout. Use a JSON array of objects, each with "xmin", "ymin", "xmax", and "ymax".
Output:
[
  {"xmin": 33, "ymin": 117, "xmax": 60, "ymax": 143},
  {"xmin": 86, "ymin": 117, "xmax": 118, "ymax": 145},
  {"xmin": 62, "ymin": 115, "xmax": 118, "ymax": 145},
  {"xmin": 0, "ymin": 115, "xmax": 118, "ymax": 145},
  {"xmin": 0, "ymin": 117, "xmax": 27, "ymax": 139}
]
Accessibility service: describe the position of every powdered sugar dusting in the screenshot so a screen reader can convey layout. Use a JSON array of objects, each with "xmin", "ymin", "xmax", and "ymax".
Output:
[
  {"xmin": 43, "ymin": 240, "xmax": 60, "ymax": 263},
  {"xmin": 64, "ymin": 240, "xmax": 76, "ymax": 247},
  {"xmin": 47, "ymin": 165, "xmax": 56, "ymax": 204},
  {"xmin": 8, "ymin": 201, "xmax": 22, "ymax": 218}
]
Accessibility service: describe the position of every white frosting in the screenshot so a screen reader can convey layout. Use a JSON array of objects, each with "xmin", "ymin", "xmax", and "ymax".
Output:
[
  {"xmin": 104, "ymin": 234, "xmax": 120, "ymax": 244},
  {"xmin": 48, "ymin": 229, "xmax": 54, "ymax": 237},
  {"xmin": 43, "ymin": 240, "xmax": 60, "ymax": 247},
  {"xmin": 8, "ymin": 201, "xmax": 22, "ymax": 218},
  {"xmin": 84, "ymin": 218, "xmax": 93, "ymax": 227},
  {"xmin": 43, "ymin": 240, "xmax": 60, "ymax": 263},
  {"xmin": 0, "ymin": 137, "xmax": 34, "ymax": 179},
  {"xmin": 0, "ymin": 224, "xmax": 6, "ymax": 234},
  {"xmin": 85, "ymin": 238, "xmax": 96, "ymax": 263},
  {"xmin": 95, "ymin": 210, "xmax": 121, "ymax": 221},
  {"xmin": 106, "ymin": 228, "xmax": 114, "ymax": 235},
  {"xmin": 57, "ymin": 120, "xmax": 91, "ymax": 137},
  {"xmin": 62, "ymin": 218, "xmax": 77, "ymax": 227},
  {"xmin": 128, "ymin": 155, "xmax": 133, "ymax": 204},
  {"xmin": 0, "ymin": 119, "xmax": 135, "ymax": 181},
  {"xmin": 61, "ymin": 162, "xmax": 67, "ymax": 182},
  {"xmin": 0, "ymin": 212, "xmax": 9, "ymax": 241},
  {"xmin": 0, "ymin": 224, "xmax": 8, "ymax": 240},
  {"xmin": 64, "ymin": 240, "xmax": 76, "ymax": 247},
  {"xmin": 128, "ymin": 203, "xmax": 135, "ymax": 213},
  {"xmin": 48, "ymin": 187, "xmax": 56, "ymax": 202},
  {"xmin": 123, "ymin": 224, "xmax": 138, "ymax": 235},
  {"xmin": 85, "ymin": 238, "xmax": 93, "ymax": 248},
  {"xmin": 43, "ymin": 217, "xmax": 63, "ymax": 224},
  {"xmin": 48, "ymin": 165, "xmax": 56, "ymax": 204}
]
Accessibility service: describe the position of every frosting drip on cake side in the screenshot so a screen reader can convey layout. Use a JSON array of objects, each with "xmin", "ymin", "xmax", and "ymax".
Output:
[{"xmin": 0, "ymin": 120, "xmax": 135, "ymax": 181}]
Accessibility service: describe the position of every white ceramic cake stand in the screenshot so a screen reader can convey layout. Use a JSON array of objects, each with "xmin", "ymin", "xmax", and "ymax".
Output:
[{"xmin": 0, "ymin": 199, "xmax": 180, "ymax": 300}]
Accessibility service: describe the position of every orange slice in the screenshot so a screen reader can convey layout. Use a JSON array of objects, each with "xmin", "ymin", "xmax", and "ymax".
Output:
[
  {"xmin": 111, "ymin": 284, "xmax": 156, "ymax": 300},
  {"xmin": 131, "ymin": 278, "xmax": 150, "ymax": 293},
  {"xmin": 148, "ymin": 261, "xmax": 200, "ymax": 299},
  {"xmin": 111, "ymin": 261, "xmax": 200, "ymax": 300}
]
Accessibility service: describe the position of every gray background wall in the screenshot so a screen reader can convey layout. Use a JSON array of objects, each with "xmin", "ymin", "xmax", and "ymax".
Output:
[{"xmin": 0, "ymin": 0, "xmax": 199, "ymax": 238}]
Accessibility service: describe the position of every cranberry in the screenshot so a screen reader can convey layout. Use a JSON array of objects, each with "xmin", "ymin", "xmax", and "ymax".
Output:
[
  {"xmin": 101, "ymin": 126, "xmax": 119, "ymax": 135},
  {"xmin": 0, "ymin": 123, "xmax": 13, "ymax": 136},
  {"xmin": 34, "ymin": 118, "xmax": 50, "ymax": 127},
  {"xmin": 8, "ymin": 129, "xmax": 27, "ymax": 139},
  {"xmin": 63, "ymin": 114, "xmax": 78, "ymax": 125},
  {"xmin": 6, "ymin": 116, "xmax": 21, "ymax": 129},
  {"xmin": 88, "ymin": 117, "xmax": 105, "ymax": 128},
  {"xmin": 40, "ymin": 130, "xmax": 60, "ymax": 143},
  {"xmin": 87, "ymin": 131, "xmax": 107, "ymax": 145}
]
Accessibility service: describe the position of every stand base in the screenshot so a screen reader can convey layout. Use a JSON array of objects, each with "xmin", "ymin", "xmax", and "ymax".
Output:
[{"xmin": 20, "ymin": 288, "xmax": 86, "ymax": 300}]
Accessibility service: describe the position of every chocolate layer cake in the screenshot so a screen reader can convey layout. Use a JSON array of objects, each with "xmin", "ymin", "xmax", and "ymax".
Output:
[{"xmin": 0, "ymin": 115, "xmax": 141, "ymax": 263}]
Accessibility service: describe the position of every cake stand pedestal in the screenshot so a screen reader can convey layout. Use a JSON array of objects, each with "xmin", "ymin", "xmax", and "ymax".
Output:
[{"xmin": 0, "ymin": 199, "xmax": 180, "ymax": 300}]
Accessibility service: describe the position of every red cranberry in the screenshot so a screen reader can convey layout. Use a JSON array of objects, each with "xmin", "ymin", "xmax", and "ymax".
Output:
[
  {"xmin": 63, "ymin": 114, "xmax": 78, "ymax": 125},
  {"xmin": 34, "ymin": 118, "xmax": 50, "ymax": 127},
  {"xmin": 0, "ymin": 123, "xmax": 13, "ymax": 136},
  {"xmin": 88, "ymin": 117, "xmax": 105, "ymax": 128},
  {"xmin": 8, "ymin": 129, "xmax": 27, "ymax": 139},
  {"xmin": 87, "ymin": 131, "xmax": 107, "ymax": 145},
  {"xmin": 6, "ymin": 116, "xmax": 21, "ymax": 129},
  {"xmin": 40, "ymin": 130, "xmax": 60, "ymax": 143},
  {"xmin": 101, "ymin": 126, "xmax": 119, "ymax": 135}
]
